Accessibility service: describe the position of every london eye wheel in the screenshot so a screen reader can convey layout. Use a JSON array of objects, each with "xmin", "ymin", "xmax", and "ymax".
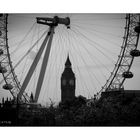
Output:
[{"xmin": 0, "ymin": 14, "xmax": 140, "ymax": 105}]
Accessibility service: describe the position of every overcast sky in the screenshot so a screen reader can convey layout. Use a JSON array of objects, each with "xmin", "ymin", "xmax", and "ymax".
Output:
[{"xmin": 0, "ymin": 14, "xmax": 140, "ymax": 105}]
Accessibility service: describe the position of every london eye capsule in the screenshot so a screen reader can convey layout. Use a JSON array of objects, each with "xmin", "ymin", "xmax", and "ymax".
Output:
[
  {"xmin": 3, "ymin": 84, "xmax": 13, "ymax": 90},
  {"xmin": 0, "ymin": 30, "xmax": 2, "ymax": 36},
  {"xmin": 0, "ymin": 14, "xmax": 3, "ymax": 17},
  {"xmin": 0, "ymin": 49, "xmax": 3, "ymax": 55},
  {"xmin": 122, "ymin": 71, "xmax": 133, "ymax": 78},
  {"xmin": 130, "ymin": 49, "xmax": 140, "ymax": 57},
  {"xmin": 0, "ymin": 66, "xmax": 7, "ymax": 73},
  {"xmin": 134, "ymin": 25, "xmax": 140, "ymax": 33}
]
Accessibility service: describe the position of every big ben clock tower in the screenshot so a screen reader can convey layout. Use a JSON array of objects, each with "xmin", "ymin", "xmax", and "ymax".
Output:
[{"xmin": 61, "ymin": 55, "xmax": 76, "ymax": 102}]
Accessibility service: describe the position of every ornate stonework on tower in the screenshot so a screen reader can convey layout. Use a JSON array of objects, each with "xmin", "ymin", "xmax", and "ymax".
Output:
[{"xmin": 61, "ymin": 55, "xmax": 76, "ymax": 102}]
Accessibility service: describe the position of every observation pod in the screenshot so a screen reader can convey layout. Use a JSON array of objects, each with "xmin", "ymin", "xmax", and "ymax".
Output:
[
  {"xmin": 130, "ymin": 49, "xmax": 140, "ymax": 57},
  {"xmin": 135, "ymin": 26, "xmax": 140, "ymax": 33},
  {"xmin": 0, "ymin": 49, "xmax": 3, "ymax": 55},
  {"xmin": 3, "ymin": 84, "xmax": 13, "ymax": 90},
  {"xmin": 0, "ymin": 66, "xmax": 7, "ymax": 73},
  {"xmin": 0, "ymin": 14, "xmax": 3, "ymax": 17},
  {"xmin": 122, "ymin": 71, "xmax": 133, "ymax": 78},
  {"xmin": 0, "ymin": 30, "xmax": 2, "ymax": 36}
]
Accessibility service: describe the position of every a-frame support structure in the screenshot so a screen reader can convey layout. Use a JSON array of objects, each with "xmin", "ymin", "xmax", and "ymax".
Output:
[{"xmin": 18, "ymin": 16, "xmax": 70, "ymax": 103}]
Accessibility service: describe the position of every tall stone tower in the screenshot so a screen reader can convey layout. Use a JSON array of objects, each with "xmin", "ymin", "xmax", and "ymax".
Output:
[{"xmin": 61, "ymin": 55, "xmax": 76, "ymax": 102}]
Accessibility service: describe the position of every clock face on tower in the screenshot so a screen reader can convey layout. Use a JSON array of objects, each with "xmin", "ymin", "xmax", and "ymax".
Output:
[
  {"xmin": 62, "ymin": 79, "xmax": 66, "ymax": 85},
  {"xmin": 69, "ymin": 79, "xmax": 74, "ymax": 85}
]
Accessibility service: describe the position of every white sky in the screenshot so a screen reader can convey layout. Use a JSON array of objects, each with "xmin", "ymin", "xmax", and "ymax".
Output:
[{"xmin": 0, "ymin": 13, "xmax": 140, "ymax": 105}]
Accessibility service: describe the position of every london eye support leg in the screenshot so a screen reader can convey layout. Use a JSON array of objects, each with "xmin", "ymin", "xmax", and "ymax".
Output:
[
  {"xmin": 34, "ymin": 26, "xmax": 55, "ymax": 102},
  {"xmin": 18, "ymin": 16, "xmax": 70, "ymax": 102},
  {"xmin": 18, "ymin": 30, "xmax": 50, "ymax": 101}
]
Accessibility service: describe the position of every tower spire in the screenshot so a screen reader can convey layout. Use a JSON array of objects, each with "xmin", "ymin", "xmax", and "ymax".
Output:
[{"xmin": 65, "ymin": 54, "xmax": 71, "ymax": 68}]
